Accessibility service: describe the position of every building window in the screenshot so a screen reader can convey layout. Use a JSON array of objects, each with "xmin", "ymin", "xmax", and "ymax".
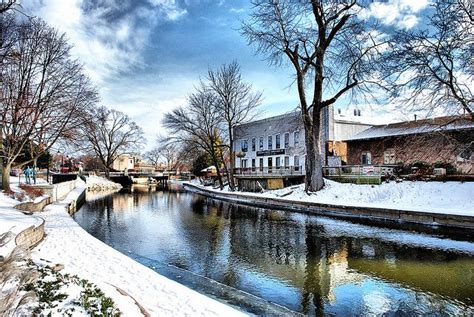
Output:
[
  {"xmin": 251, "ymin": 138, "xmax": 256, "ymax": 151},
  {"xmin": 361, "ymin": 152, "xmax": 372, "ymax": 165},
  {"xmin": 457, "ymin": 146, "xmax": 473, "ymax": 162},
  {"xmin": 268, "ymin": 157, "xmax": 273, "ymax": 170},
  {"xmin": 251, "ymin": 158, "xmax": 256, "ymax": 170},
  {"xmin": 276, "ymin": 157, "xmax": 281, "ymax": 168},
  {"xmin": 259, "ymin": 158, "xmax": 264, "ymax": 171},
  {"xmin": 383, "ymin": 149, "xmax": 396, "ymax": 164},
  {"xmin": 241, "ymin": 159, "xmax": 247, "ymax": 168},
  {"xmin": 259, "ymin": 136, "xmax": 264, "ymax": 150},
  {"xmin": 268, "ymin": 136, "xmax": 273, "ymax": 150},
  {"xmin": 241, "ymin": 139, "xmax": 248, "ymax": 152},
  {"xmin": 276, "ymin": 134, "xmax": 281, "ymax": 149},
  {"xmin": 294, "ymin": 156, "xmax": 299, "ymax": 171},
  {"xmin": 284, "ymin": 156, "xmax": 289, "ymax": 168},
  {"xmin": 284, "ymin": 133, "xmax": 290, "ymax": 148},
  {"xmin": 294, "ymin": 131, "xmax": 300, "ymax": 146}
]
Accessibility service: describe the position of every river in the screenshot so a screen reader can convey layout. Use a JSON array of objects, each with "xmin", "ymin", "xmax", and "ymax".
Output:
[{"xmin": 73, "ymin": 184, "xmax": 474, "ymax": 316}]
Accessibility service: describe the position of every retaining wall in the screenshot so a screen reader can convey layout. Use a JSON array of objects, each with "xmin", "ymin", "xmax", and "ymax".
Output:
[
  {"xmin": 183, "ymin": 183, "xmax": 474, "ymax": 233},
  {"xmin": 14, "ymin": 196, "xmax": 52, "ymax": 213},
  {"xmin": 15, "ymin": 218, "xmax": 45, "ymax": 249},
  {"xmin": 34, "ymin": 180, "xmax": 80, "ymax": 202}
]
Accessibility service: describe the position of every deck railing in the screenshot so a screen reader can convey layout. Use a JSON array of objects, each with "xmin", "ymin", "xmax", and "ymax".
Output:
[
  {"xmin": 322, "ymin": 165, "xmax": 398, "ymax": 177},
  {"xmin": 234, "ymin": 166, "xmax": 303, "ymax": 177}
]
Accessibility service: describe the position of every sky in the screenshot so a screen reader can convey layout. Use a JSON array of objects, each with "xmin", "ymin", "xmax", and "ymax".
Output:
[{"xmin": 23, "ymin": 0, "xmax": 431, "ymax": 148}]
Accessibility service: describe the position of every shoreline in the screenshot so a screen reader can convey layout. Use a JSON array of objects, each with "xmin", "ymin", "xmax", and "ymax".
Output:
[
  {"xmin": 29, "ymin": 185, "xmax": 246, "ymax": 316},
  {"xmin": 183, "ymin": 182, "xmax": 474, "ymax": 236}
]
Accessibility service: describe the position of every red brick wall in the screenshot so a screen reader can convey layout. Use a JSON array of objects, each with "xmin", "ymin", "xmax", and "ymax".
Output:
[{"xmin": 347, "ymin": 130, "xmax": 473, "ymax": 174}]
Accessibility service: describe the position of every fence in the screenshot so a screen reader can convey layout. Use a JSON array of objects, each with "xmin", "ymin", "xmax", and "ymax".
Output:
[
  {"xmin": 322, "ymin": 165, "xmax": 398, "ymax": 185},
  {"xmin": 234, "ymin": 166, "xmax": 303, "ymax": 177}
]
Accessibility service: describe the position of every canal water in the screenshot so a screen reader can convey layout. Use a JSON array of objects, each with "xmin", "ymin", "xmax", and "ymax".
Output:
[{"xmin": 73, "ymin": 184, "xmax": 474, "ymax": 316}]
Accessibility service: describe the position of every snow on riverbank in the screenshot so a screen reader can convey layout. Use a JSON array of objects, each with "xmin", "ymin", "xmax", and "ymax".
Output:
[
  {"xmin": 191, "ymin": 179, "xmax": 474, "ymax": 216},
  {"xmin": 30, "ymin": 187, "xmax": 246, "ymax": 317},
  {"xmin": 85, "ymin": 175, "xmax": 122, "ymax": 191}
]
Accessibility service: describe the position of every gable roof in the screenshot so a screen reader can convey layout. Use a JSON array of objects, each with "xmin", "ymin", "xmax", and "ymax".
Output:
[{"xmin": 344, "ymin": 116, "xmax": 474, "ymax": 141}]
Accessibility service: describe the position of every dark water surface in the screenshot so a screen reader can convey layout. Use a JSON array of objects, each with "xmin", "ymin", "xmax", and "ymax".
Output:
[{"xmin": 73, "ymin": 184, "xmax": 474, "ymax": 316}]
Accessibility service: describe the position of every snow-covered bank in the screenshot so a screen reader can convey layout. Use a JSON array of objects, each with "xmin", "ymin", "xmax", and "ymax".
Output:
[
  {"xmin": 85, "ymin": 175, "xmax": 122, "ymax": 191},
  {"xmin": 30, "ymin": 188, "xmax": 245, "ymax": 316},
  {"xmin": 190, "ymin": 179, "xmax": 474, "ymax": 217}
]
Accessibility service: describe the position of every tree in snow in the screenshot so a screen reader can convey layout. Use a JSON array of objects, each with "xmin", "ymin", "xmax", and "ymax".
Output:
[
  {"xmin": 163, "ymin": 86, "xmax": 227, "ymax": 189},
  {"xmin": 78, "ymin": 106, "xmax": 145, "ymax": 178},
  {"xmin": 386, "ymin": 0, "xmax": 473, "ymax": 120},
  {"xmin": 241, "ymin": 0, "xmax": 388, "ymax": 192},
  {"xmin": 0, "ymin": 17, "xmax": 97, "ymax": 190},
  {"xmin": 207, "ymin": 61, "xmax": 262, "ymax": 190}
]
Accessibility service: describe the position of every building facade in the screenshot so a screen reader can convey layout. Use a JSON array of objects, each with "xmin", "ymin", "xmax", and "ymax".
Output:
[
  {"xmin": 344, "ymin": 116, "xmax": 474, "ymax": 174},
  {"xmin": 234, "ymin": 111, "xmax": 306, "ymax": 174}
]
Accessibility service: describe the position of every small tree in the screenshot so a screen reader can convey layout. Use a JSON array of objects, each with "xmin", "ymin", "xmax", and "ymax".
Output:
[
  {"xmin": 387, "ymin": 0, "xmax": 473, "ymax": 119},
  {"xmin": 79, "ymin": 107, "xmax": 145, "ymax": 178},
  {"xmin": 207, "ymin": 61, "xmax": 262, "ymax": 190},
  {"xmin": 242, "ymin": 0, "xmax": 387, "ymax": 191}
]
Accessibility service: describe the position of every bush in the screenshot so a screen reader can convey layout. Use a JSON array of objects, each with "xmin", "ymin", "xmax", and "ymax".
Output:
[
  {"xmin": 19, "ymin": 184, "xmax": 44, "ymax": 200},
  {"xmin": 433, "ymin": 161, "xmax": 458, "ymax": 175}
]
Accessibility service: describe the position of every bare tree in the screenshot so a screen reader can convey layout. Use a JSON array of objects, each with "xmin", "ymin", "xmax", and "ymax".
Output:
[
  {"xmin": 387, "ymin": 0, "xmax": 473, "ymax": 119},
  {"xmin": 0, "ymin": 18, "xmax": 97, "ymax": 190},
  {"xmin": 0, "ymin": 0, "xmax": 17, "ymax": 14},
  {"xmin": 207, "ymin": 61, "xmax": 262, "ymax": 190},
  {"xmin": 163, "ymin": 87, "xmax": 227, "ymax": 189},
  {"xmin": 79, "ymin": 106, "xmax": 145, "ymax": 178},
  {"xmin": 144, "ymin": 147, "xmax": 162, "ymax": 168},
  {"xmin": 242, "ymin": 0, "xmax": 387, "ymax": 191}
]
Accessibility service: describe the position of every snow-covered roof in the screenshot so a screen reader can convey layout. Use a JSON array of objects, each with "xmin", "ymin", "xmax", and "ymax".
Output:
[{"xmin": 344, "ymin": 116, "xmax": 474, "ymax": 141}]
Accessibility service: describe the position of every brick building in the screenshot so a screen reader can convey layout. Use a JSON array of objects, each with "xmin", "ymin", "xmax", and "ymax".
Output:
[{"xmin": 344, "ymin": 116, "xmax": 474, "ymax": 174}]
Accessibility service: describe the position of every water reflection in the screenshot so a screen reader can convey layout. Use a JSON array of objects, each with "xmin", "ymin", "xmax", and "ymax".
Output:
[{"xmin": 73, "ymin": 185, "xmax": 474, "ymax": 315}]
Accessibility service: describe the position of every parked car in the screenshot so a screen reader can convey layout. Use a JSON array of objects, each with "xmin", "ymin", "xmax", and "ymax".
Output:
[{"xmin": 10, "ymin": 168, "xmax": 22, "ymax": 176}]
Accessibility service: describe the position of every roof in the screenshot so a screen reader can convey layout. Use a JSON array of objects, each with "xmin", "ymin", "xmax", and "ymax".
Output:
[{"xmin": 344, "ymin": 116, "xmax": 474, "ymax": 141}]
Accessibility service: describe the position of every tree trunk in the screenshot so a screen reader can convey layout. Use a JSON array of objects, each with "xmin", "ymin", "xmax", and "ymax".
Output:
[
  {"xmin": 213, "ymin": 157, "xmax": 224, "ymax": 190},
  {"xmin": 304, "ymin": 109, "xmax": 325, "ymax": 192},
  {"xmin": 2, "ymin": 163, "xmax": 12, "ymax": 191}
]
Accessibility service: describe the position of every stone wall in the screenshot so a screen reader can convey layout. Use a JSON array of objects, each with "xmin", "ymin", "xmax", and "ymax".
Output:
[
  {"xmin": 34, "ymin": 180, "xmax": 81, "ymax": 202},
  {"xmin": 14, "ymin": 196, "xmax": 52, "ymax": 213},
  {"xmin": 15, "ymin": 218, "xmax": 45, "ymax": 249}
]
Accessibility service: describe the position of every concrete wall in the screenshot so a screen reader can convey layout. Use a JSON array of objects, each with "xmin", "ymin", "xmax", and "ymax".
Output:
[
  {"xmin": 184, "ymin": 183, "xmax": 474, "ymax": 232},
  {"xmin": 35, "ymin": 179, "xmax": 82, "ymax": 202}
]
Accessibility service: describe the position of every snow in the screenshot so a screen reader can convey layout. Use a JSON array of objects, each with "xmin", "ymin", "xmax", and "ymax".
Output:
[
  {"xmin": 85, "ymin": 175, "xmax": 122, "ymax": 191},
  {"xmin": 191, "ymin": 179, "xmax": 474, "ymax": 216},
  {"xmin": 30, "ymin": 185, "xmax": 246, "ymax": 317},
  {"xmin": 0, "ymin": 193, "xmax": 43, "ymax": 259}
]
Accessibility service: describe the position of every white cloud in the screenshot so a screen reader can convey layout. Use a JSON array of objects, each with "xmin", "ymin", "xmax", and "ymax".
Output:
[
  {"xmin": 362, "ymin": 0, "xmax": 430, "ymax": 29},
  {"xmin": 229, "ymin": 7, "xmax": 245, "ymax": 14}
]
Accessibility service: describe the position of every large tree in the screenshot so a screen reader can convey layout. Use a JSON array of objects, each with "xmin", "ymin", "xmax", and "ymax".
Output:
[
  {"xmin": 387, "ymin": 0, "xmax": 473, "ymax": 119},
  {"xmin": 163, "ymin": 87, "xmax": 227, "ymax": 189},
  {"xmin": 207, "ymin": 61, "xmax": 262, "ymax": 190},
  {"xmin": 0, "ymin": 17, "xmax": 97, "ymax": 189},
  {"xmin": 242, "ymin": 0, "xmax": 386, "ymax": 191},
  {"xmin": 79, "ymin": 107, "xmax": 145, "ymax": 178}
]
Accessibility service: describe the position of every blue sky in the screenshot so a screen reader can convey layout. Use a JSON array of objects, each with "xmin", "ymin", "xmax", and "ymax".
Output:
[{"xmin": 25, "ymin": 0, "xmax": 430, "ymax": 148}]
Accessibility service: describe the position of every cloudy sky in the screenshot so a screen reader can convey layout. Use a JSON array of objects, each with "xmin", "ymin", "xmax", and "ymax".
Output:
[{"xmin": 24, "ymin": 0, "xmax": 430, "ymax": 147}]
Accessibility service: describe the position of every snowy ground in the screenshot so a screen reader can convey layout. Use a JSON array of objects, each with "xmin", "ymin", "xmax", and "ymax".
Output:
[
  {"xmin": 191, "ymin": 179, "xmax": 474, "ymax": 217},
  {"xmin": 29, "ymin": 186, "xmax": 245, "ymax": 317}
]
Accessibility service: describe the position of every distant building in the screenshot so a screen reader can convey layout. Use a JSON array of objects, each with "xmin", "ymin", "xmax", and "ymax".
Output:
[
  {"xmin": 344, "ymin": 116, "xmax": 474, "ymax": 174},
  {"xmin": 113, "ymin": 154, "xmax": 139, "ymax": 172}
]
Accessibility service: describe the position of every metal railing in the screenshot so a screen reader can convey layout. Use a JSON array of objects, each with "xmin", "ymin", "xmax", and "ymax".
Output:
[
  {"xmin": 234, "ymin": 166, "xmax": 303, "ymax": 177},
  {"xmin": 322, "ymin": 165, "xmax": 398, "ymax": 177}
]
